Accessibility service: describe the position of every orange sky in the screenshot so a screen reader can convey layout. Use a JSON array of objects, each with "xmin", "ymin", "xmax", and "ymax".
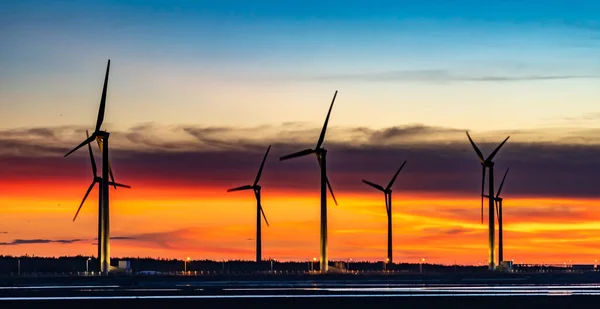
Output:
[{"xmin": 1, "ymin": 179, "xmax": 599, "ymax": 265}]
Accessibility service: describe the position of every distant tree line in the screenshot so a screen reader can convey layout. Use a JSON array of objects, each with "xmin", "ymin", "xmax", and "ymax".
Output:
[{"xmin": 0, "ymin": 255, "xmax": 578, "ymax": 276}]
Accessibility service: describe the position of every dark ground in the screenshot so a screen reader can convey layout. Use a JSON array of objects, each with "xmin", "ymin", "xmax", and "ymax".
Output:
[
  {"xmin": 1, "ymin": 272, "xmax": 599, "ymax": 308},
  {"xmin": 0, "ymin": 295, "xmax": 594, "ymax": 309}
]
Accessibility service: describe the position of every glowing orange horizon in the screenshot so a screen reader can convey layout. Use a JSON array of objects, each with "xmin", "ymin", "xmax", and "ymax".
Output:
[{"xmin": 1, "ymin": 179, "xmax": 600, "ymax": 265}]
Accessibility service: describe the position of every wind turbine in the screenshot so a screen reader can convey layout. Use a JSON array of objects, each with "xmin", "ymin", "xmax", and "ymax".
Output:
[
  {"xmin": 73, "ymin": 130, "xmax": 130, "ymax": 267},
  {"xmin": 65, "ymin": 59, "xmax": 123, "ymax": 274},
  {"xmin": 280, "ymin": 90, "xmax": 339, "ymax": 273},
  {"xmin": 466, "ymin": 131, "xmax": 509, "ymax": 270},
  {"xmin": 493, "ymin": 168, "xmax": 509, "ymax": 265},
  {"xmin": 227, "ymin": 145, "xmax": 272, "ymax": 263},
  {"xmin": 362, "ymin": 161, "xmax": 406, "ymax": 265}
]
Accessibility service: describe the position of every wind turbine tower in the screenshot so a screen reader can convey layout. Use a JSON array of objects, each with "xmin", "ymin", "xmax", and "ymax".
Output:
[
  {"xmin": 466, "ymin": 131, "xmax": 509, "ymax": 270},
  {"xmin": 280, "ymin": 91, "xmax": 339, "ymax": 273},
  {"xmin": 362, "ymin": 161, "xmax": 406, "ymax": 264},
  {"xmin": 227, "ymin": 145, "xmax": 272, "ymax": 262}
]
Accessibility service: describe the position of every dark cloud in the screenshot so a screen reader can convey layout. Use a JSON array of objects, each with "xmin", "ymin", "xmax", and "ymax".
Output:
[
  {"xmin": 2, "ymin": 124, "xmax": 600, "ymax": 198},
  {"xmin": 0, "ymin": 232, "xmax": 8, "ymax": 234}
]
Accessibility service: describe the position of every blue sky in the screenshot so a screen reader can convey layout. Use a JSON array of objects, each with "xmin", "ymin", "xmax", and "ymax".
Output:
[{"xmin": 1, "ymin": 0, "xmax": 600, "ymax": 132}]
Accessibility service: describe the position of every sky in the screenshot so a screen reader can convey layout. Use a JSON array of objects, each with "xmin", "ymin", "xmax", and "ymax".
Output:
[{"xmin": 1, "ymin": 0, "xmax": 600, "ymax": 265}]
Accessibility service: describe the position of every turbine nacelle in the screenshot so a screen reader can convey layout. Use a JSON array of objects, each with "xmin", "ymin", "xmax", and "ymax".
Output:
[{"xmin": 64, "ymin": 131, "xmax": 109, "ymax": 158}]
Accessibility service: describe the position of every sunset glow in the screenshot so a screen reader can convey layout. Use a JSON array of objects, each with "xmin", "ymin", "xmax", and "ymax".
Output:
[{"xmin": 2, "ymin": 0, "xmax": 600, "ymax": 266}]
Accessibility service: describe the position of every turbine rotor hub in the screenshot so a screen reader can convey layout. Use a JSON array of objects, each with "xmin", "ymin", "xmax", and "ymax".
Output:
[{"xmin": 315, "ymin": 148, "xmax": 327, "ymax": 157}]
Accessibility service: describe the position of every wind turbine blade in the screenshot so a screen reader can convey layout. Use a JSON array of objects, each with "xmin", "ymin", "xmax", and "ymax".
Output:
[
  {"xmin": 227, "ymin": 185, "xmax": 253, "ymax": 192},
  {"xmin": 96, "ymin": 136, "xmax": 117, "ymax": 189},
  {"xmin": 64, "ymin": 135, "xmax": 96, "ymax": 157},
  {"xmin": 109, "ymin": 182, "xmax": 131, "ymax": 189},
  {"xmin": 86, "ymin": 130, "xmax": 97, "ymax": 176},
  {"xmin": 326, "ymin": 175, "xmax": 338, "ymax": 206},
  {"xmin": 108, "ymin": 164, "xmax": 116, "ymax": 189},
  {"xmin": 316, "ymin": 155, "xmax": 338, "ymax": 205},
  {"xmin": 315, "ymin": 90, "xmax": 338, "ymax": 149},
  {"xmin": 386, "ymin": 160, "xmax": 407, "ymax": 191},
  {"xmin": 362, "ymin": 179, "xmax": 385, "ymax": 192},
  {"xmin": 95, "ymin": 59, "xmax": 110, "ymax": 132},
  {"xmin": 466, "ymin": 131, "xmax": 485, "ymax": 164},
  {"xmin": 481, "ymin": 165, "xmax": 486, "ymax": 224},
  {"xmin": 495, "ymin": 200, "xmax": 500, "ymax": 225},
  {"xmin": 496, "ymin": 168, "xmax": 510, "ymax": 198},
  {"xmin": 260, "ymin": 205, "xmax": 269, "ymax": 227},
  {"xmin": 73, "ymin": 181, "xmax": 96, "ymax": 222},
  {"xmin": 254, "ymin": 145, "xmax": 271, "ymax": 185},
  {"xmin": 279, "ymin": 148, "xmax": 315, "ymax": 161},
  {"xmin": 486, "ymin": 136, "xmax": 510, "ymax": 162}
]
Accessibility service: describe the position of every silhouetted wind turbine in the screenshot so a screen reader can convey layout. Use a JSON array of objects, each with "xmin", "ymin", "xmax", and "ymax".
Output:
[
  {"xmin": 362, "ymin": 161, "xmax": 406, "ymax": 265},
  {"xmin": 280, "ymin": 90, "xmax": 339, "ymax": 273},
  {"xmin": 227, "ymin": 145, "xmax": 272, "ymax": 263},
  {"xmin": 466, "ymin": 131, "xmax": 509, "ymax": 270},
  {"xmin": 73, "ymin": 130, "xmax": 130, "ymax": 266},
  {"xmin": 493, "ymin": 168, "xmax": 509, "ymax": 264},
  {"xmin": 65, "ymin": 59, "xmax": 125, "ymax": 274}
]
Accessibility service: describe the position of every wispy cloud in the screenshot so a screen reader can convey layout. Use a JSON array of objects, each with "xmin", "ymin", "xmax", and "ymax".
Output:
[
  {"xmin": 110, "ymin": 236, "xmax": 136, "ymax": 240},
  {"xmin": 4, "ymin": 122, "xmax": 600, "ymax": 156},
  {"xmin": 563, "ymin": 112, "xmax": 600, "ymax": 122},
  {"xmin": 115, "ymin": 227, "xmax": 256, "ymax": 256},
  {"xmin": 420, "ymin": 226, "xmax": 476, "ymax": 236},
  {"xmin": 0, "ymin": 236, "xmax": 136, "ymax": 246},
  {"xmin": 289, "ymin": 69, "xmax": 600, "ymax": 83},
  {"xmin": 0, "ymin": 238, "xmax": 84, "ymax": 246}
]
